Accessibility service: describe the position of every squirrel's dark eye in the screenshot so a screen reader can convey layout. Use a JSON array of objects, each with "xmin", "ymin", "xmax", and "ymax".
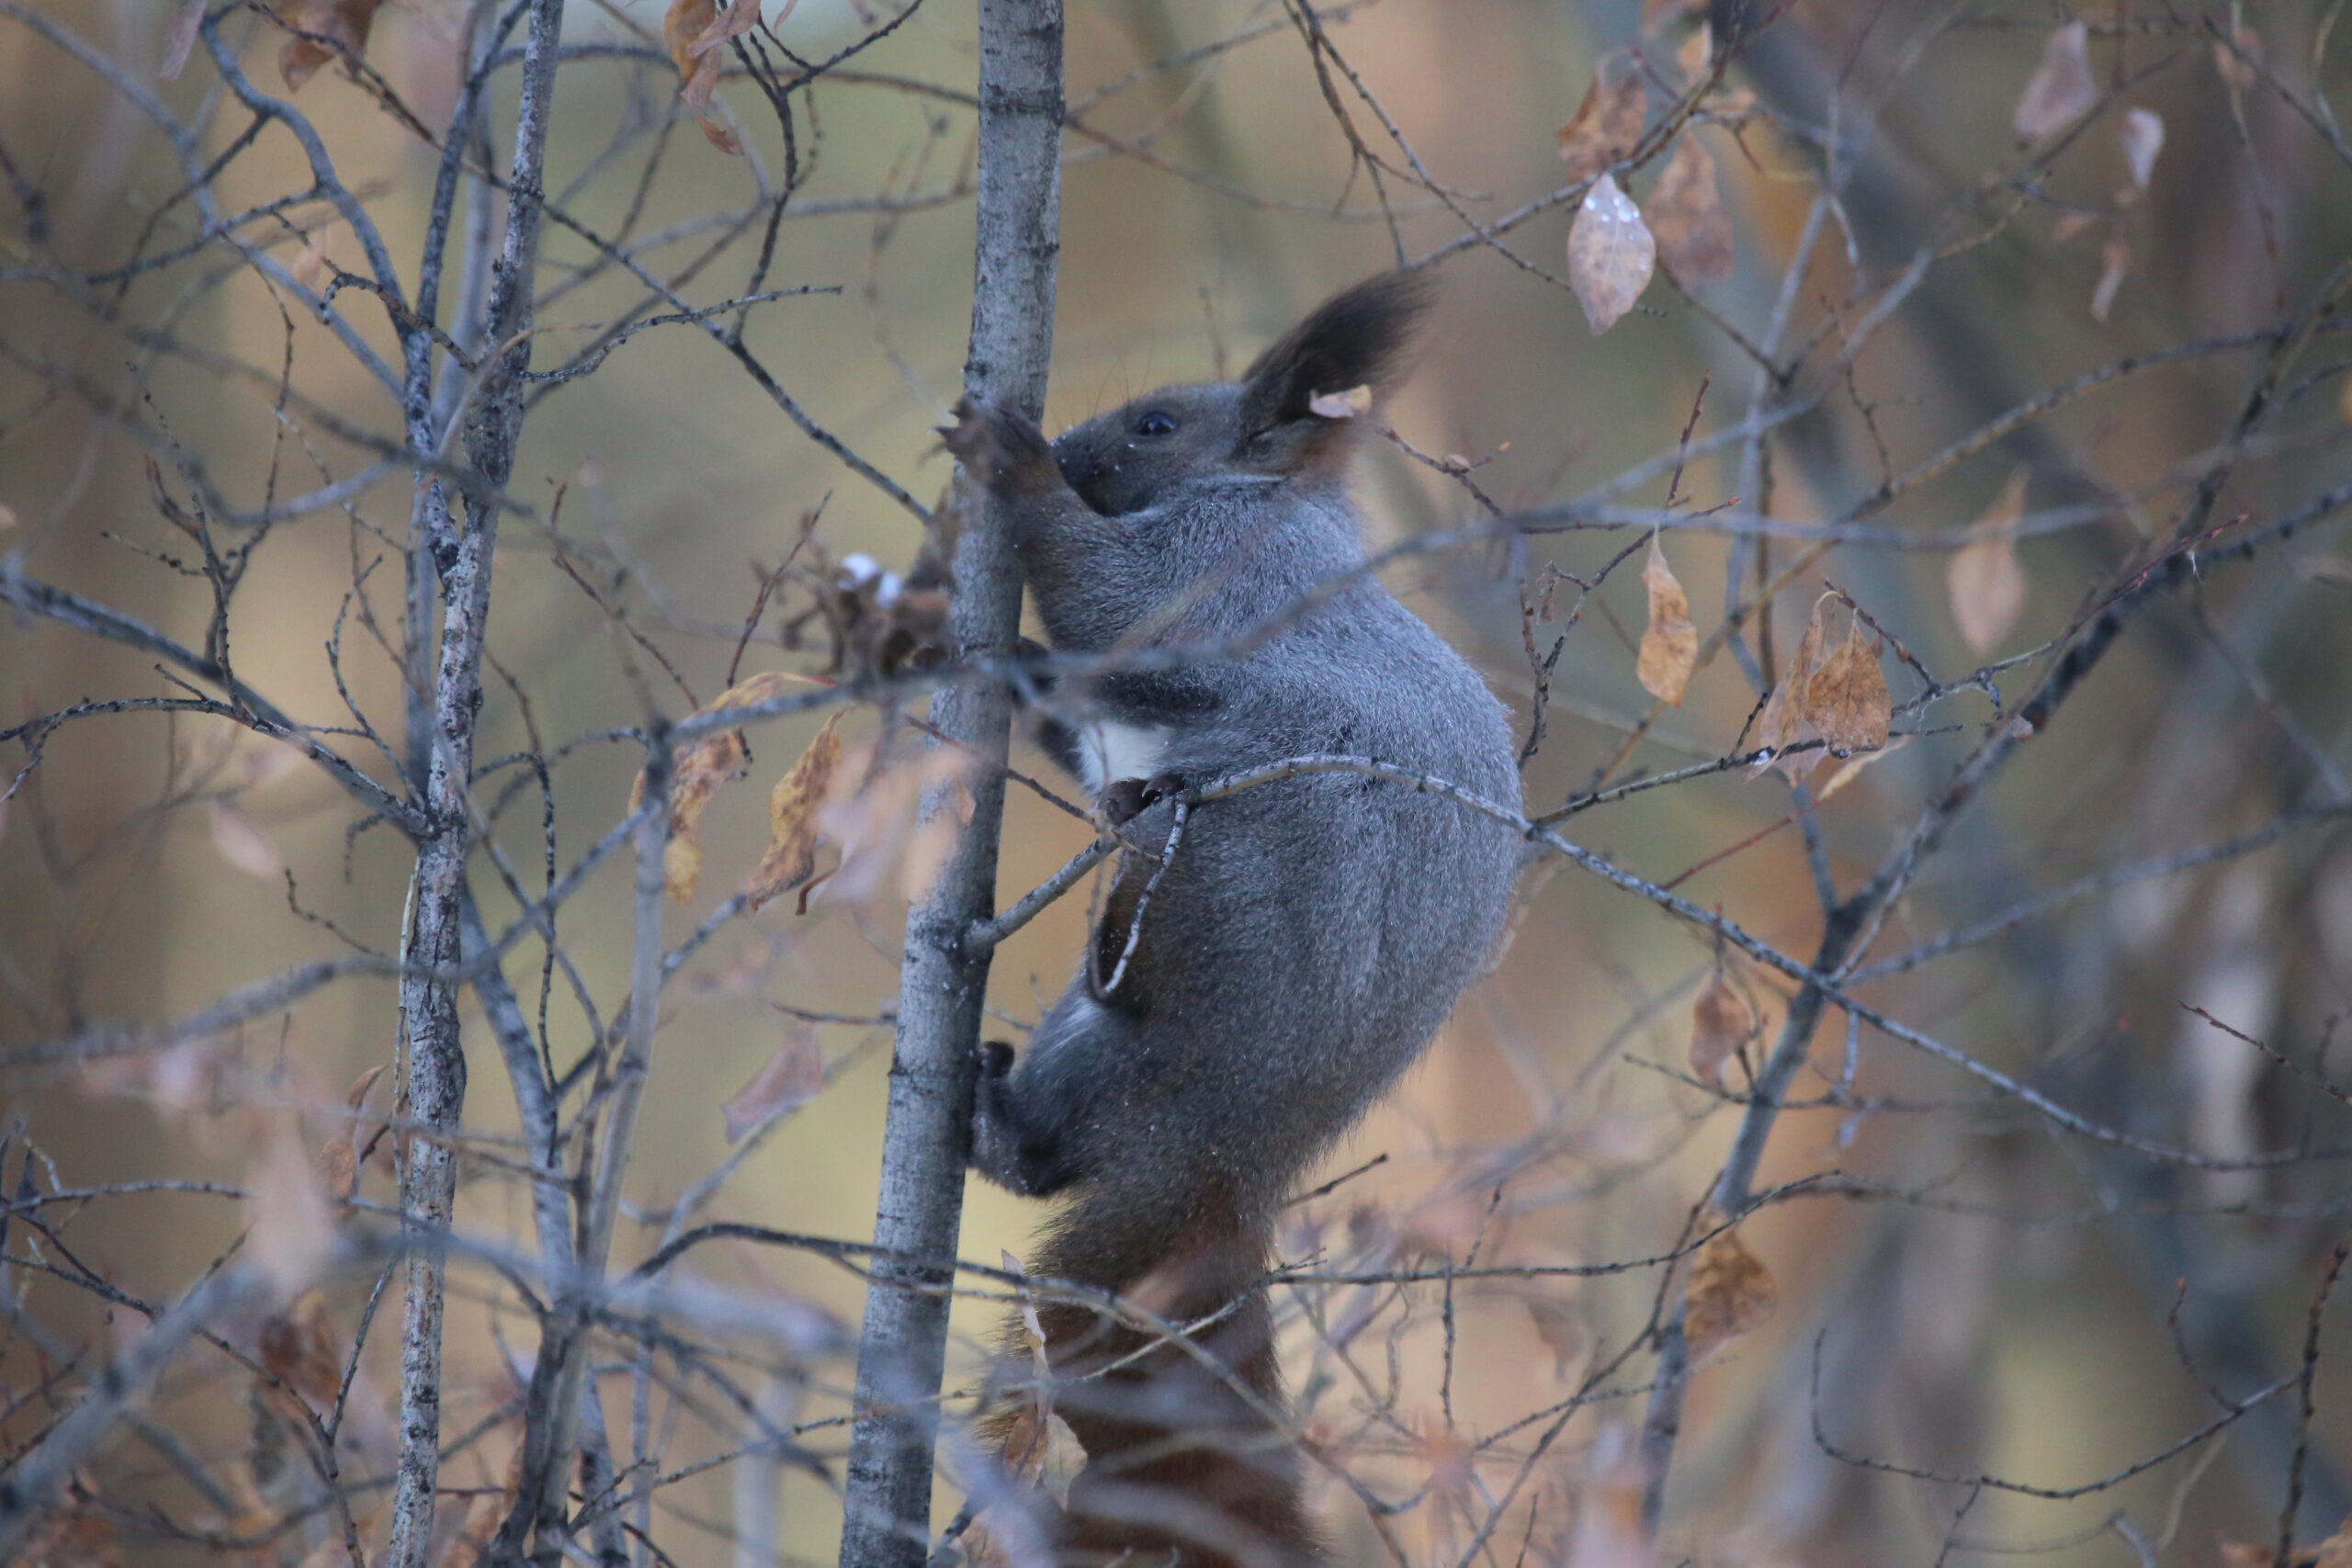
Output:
[{"xmin": 1135, "ymin": 411, "xmax": 1178, "ymax": 437}]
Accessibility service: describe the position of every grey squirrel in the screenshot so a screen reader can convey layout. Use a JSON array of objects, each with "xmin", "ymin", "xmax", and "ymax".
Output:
[{"xmin": 942, "ymin": 275, "xmax": 1522, "ymax": 1568}]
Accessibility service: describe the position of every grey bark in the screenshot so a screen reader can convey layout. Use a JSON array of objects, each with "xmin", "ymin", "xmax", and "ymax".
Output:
[
  {"xmin": 384, "ymin": 3, "xmax": 568, "ymax": 1566},
  {"xmin": 837, "ymin": 5, "xmax": 1064, "ymax": 1565}
]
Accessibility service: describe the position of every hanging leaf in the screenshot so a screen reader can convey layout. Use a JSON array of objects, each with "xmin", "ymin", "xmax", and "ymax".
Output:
[
  {"xmin": 1635, "ymin": 534, "xmax": 1700, "ymax": 705},
  {"xmin": 1567, "ymin": 174, "xmax": 1656, "ymax": 335},
  {"xmin": 1810, "ymin": 617, "xmax": 1892, "ymax": 758},
  {"xmin": 744, "ymin": 710, "xmax": 845, "ymax": 910},
  {"xmin": 1689, "ymin": 959, "xmax": 1754, "ymax": 1089},
  {"xmin": 720, "ymin": 1026, "xmax": 824, "ymax": 1143},
  {"xmin": 1752, "ymin": 597, "xmax": 1890, "ymax": 783},
  {"xmin": 1556, "ymin": 53, "xmax": 1645, "ymax": 185},
  {"xmin": 2119, "ymin": 108, "xmax": 2165, "ymax": 192},
  {"xmin": 664, "ymin": 0, "xmax": 765, "ymax": 153},
  {"xmin": 276, "ymin": 0, "xmax": 379, "ymax": 92},
  {"xmin": 1645, "ymin": 133, "xmax": 1734, "ymax": 287},
  {"xmin": 2014, "ymin": 21, "xmax": 2096, "ymax": 141},
  {"xmin": 1949, "ymin": 469, "xmax": 2030, "ymax": 654},
  {"xmin": 1685, "ymin": 1222, "xmax": 1776, "ymax": 1360}
]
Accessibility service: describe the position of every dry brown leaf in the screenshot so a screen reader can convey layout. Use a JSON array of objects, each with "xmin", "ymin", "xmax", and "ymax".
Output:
[
  {"xmin": 1811, "ymin": 617, "xmax": 1892, "ymax": 758},
  {"xmin": 0, "ymin": 501, "xmax": 17, "ymax": 530},
  {"xmin": 209, "ymin": 799, "xmax": 283, "ymax": 881},
  {"xmin": 1684, "ymin": 1223, "xmax": 1775, "ymax": 1359},
  {"xmin": 1677, "ymin": 19, "xmax": 1713, "ymax": 87},
  {"xmin": 1567, "ymin": 174, "xmax": 1656, "ymax": 335},
  {"xmin": 277, "ymin": 0, "xmax": 378, "ymax": 91},
  {"xmin": 1635, "ymin": 534, "xmax": 1699, "ymax": 705},
  {"xmin": 664, "ymin": 0, "xmax": 769, "ymax": 153},
  {"xmin": 1645, "ymin": 133, "xmax": 1734, "ymax": 288},
  {"xmin": 2013, "ymin": 20, "xmax": 2096, "ymax": 141},
  {"xmin": 1306, "ymin": 383, "xmax": 1373, "ymax": 419},
  {"xmin": 721, "ymin": 1026, "xmax": 823, "ymax": 1142},
  {"xmin": 745, "ymin": 710, "xmax": 844, "ymax": 910},
  {"xmin": 2119, "ymin": 107, "xmax": 2164, "ymax": 193},
  {"xmin": 1949, "ymin": 468, "xmax": 2030, "ymax": 654},
  {"xmin": 2318, "ymin": 1517, "xmax": 2352, "ymax": 1568},
  {"xmin": 1753, "ymin": 598, "xmax": 1889, "ymax": 782},
  {"xmin": 1752, "ymin": 603, "xmax": 1826, "ymax": 782},
  {"xmin": 160, "ymin": 0, "xmax": 204, "ymax": 78},
  {"xmin": 1556, "ymin": 53, "xmax": 1645, "ymax": 185},
  {"xmin": 644, "ymin": 671, "xmax": 815, "ymax": 904},
  {"xmin": 258, "ymin": 1288, "xmax": 343, "ymax": 1412},
  {"xmin": 1689, "ymin": 961, "xmax": 1753, "ymax": 1089},
  {"xmin": 2090, "ymin": 235, "xmax": 2131, "ymax": 322}
]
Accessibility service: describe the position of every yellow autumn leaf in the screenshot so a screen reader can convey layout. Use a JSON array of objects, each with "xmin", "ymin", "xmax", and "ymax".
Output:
[{"xmin": 745, "ymin": 710, "xmax": 844, "ymax": 910}]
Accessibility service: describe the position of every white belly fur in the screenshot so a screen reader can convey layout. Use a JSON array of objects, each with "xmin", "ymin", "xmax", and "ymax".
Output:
[{"xmin": 1077, "ymin": 720, "xmax": 1169, "ymax": 797}]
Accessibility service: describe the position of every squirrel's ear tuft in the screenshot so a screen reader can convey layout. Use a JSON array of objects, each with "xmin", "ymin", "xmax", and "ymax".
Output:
[{"xmin": 1237, "ymin": 272, "xmax": 1433, "ymax": 443}]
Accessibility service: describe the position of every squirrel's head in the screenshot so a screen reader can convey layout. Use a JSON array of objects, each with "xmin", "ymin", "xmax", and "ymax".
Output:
[{"xmin": 1052, "ymin": 273, "xmax": 1432, "ymax": 517}]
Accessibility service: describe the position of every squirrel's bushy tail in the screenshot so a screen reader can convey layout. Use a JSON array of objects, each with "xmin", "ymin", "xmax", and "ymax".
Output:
[{"xmin": 986, "ymin": 1185, "xmax": 1319, "ymax": 1568}]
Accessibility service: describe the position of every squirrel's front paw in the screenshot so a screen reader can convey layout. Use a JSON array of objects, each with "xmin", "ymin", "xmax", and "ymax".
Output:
[
  {"xmin": 940, "ymin": 397, "xmax": 1056, "ymax": 493},
  {"xmin": 977, "ymin": 1038, "xmax": 1016, "ymax": 1079}
]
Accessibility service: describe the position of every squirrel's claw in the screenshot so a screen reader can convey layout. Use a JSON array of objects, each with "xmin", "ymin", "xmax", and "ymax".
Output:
[{"xmin": 942, "ymin": 396, "xmax": 1055, "ymax": 491}]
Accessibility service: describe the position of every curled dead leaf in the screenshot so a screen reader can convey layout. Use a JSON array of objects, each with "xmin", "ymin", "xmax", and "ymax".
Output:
[
  {"xmin": 1567, "ymin": 174, "xmax": 1656, "ymax": 335},
  {"xmin": 2013, "ymin": 21, "xmax": 2096, "ymax": 142},
  {"xmin": 642, "ymin": 671, "xmax": 815, "ymax": 904},
  {"xmin": 1636, "ymin": 534, "xmax": 1699, "ymax": 705},
  {"xmin": 720, "ymin": 1026, "xmax": 824, "ymax": 1143},
  {"xmin": 1556, "ymin": 52, "xmax": 1645, "ymax": 185},
  {"xmin": 1684, "ymin": 1222, "xmax": 1775, "ymax": 1360},
  {"xmin": 745, "ymin": 711, "xmax": 845, "ymax": 910},
  {"xmin": 1949, "ymin": 469, "xmax": 2030, "ymax": 654},
  {"xmin": 1645, "ymin": 133, "xmax": 1734, "ymax": 288}
]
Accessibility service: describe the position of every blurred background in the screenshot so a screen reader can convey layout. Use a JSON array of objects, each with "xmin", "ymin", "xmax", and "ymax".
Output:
[{"xmin": 6, "ymin": 1, "xmax": 2352, "ymax": 1564}]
